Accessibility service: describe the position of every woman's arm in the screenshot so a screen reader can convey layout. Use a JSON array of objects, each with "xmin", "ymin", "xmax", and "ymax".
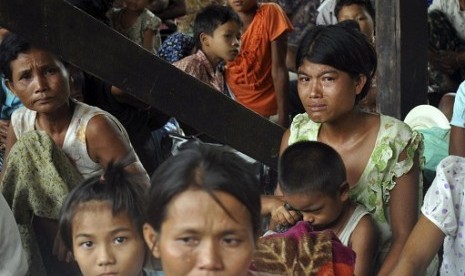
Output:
[
  {"xmin": 389, "ymin": 215, "xmax": 444, "ymax": 276},
  {"xmin": 350, "ymin": 214, "xmax": 378, "ymax": 276},
  {"xmin": 450, "ymin": 125, "xmax": 465, "ymax": 156},
  {"xmin": 271, "ymin": 34, "xmax": 290, "ymax": 128},
  {"xmin": 377, "ymin": 150, "xmax": 420, "ymax": 275},
  {"xmin": 85, "ymin": 115, "xmax": 149, "ymax": 183}
]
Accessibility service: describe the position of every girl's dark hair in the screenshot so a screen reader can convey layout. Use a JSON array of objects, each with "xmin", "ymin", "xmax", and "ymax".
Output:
[
  {"xmin": 296, "ymin": 23, "xmax": 377, "ymax": 103},
  {"xmin": 193, "ymin": 4, "xmax": 242, "ymax": 49},
  {"xmin": 59, "ymin": 159, "xmax": 147, "ymax": 252},
  {"xmin": 279, "ymin": 141, "xmax": 347, "ymax": 197},
  {"xmin": 146, "ymin": 144, "xmax": 261, "ymax": 239},
  {"xmin": 0, "ymin": 33, "xmax": 31, "ymax": 80}
]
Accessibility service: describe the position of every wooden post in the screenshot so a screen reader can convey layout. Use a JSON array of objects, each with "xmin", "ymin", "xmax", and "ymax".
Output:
[{"xmin": 376, "ymin": 0, "xmax": 428, "ymax": 119}]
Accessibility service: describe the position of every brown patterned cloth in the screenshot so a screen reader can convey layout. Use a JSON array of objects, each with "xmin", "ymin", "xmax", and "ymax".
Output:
[
  {"xmin": 1, "ymin": 130, "xmax": 83, "ymax": 275},
  {"xmin": 251, "ymin": 222, "xmax": 355, "ymax": 276}
]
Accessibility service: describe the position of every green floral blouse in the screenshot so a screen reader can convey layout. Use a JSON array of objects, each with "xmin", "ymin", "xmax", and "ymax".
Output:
[{"xmin": 288, "ymin": 113, "xmax": 424, "ymax": 263}]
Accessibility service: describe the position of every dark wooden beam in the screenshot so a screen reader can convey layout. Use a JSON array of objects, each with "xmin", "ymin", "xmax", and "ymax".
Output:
[
  {"xmin": 376, "ymin": 0, "xmax": 428, "ymax": 119},
  {"xmin": 0, "ymin": 0, "xmax": 283, "ymax": 169}
]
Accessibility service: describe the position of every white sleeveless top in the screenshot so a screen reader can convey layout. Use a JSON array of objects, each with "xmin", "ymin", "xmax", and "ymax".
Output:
[
  {"xmin": 11, "ymin": 99, "xmax": 144, "ymax": 179},
  {"xmin": 337, "ymin": 204, "xmax": 371, "ymax": 246}
]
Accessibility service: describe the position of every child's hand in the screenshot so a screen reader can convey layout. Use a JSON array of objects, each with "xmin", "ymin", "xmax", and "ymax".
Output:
[{"xmin": 271, "ymin": 203, "xmax": 302, "ymax": 227}]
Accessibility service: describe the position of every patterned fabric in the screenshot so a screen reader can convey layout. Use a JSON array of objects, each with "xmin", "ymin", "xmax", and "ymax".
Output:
[
  {"xmin": 1, "ymin": 131, "xmax": 83, "ymax": 276},
  {"xmin": 176, "ymin": 0, "xmax": 227, "ymax": 36},
  {"xmin": 108, "ymin": 8, "xmax": 162, "ymax": 52},
  {"xmin": 157, "ymin": 32, "xmax": 195, "ymax": 63},
  {"xmin": 288, "ymin": 113, "xmax": 424, "ymax": 266},
  {"xmin": 251, "ymin": 221, "xmax": 355, "ymax": 275},
  {"xmin": 225, "ymin": 3, "xmax": 292, "ymax": 116},
  {"xmin": 11, "ymin": 100, "xmax": 144, "ymax": 179},
  {"xmin": 173, "ymin": 50, "xmax": 226, "ymax": 94},
  {"xmin": 422, "ymin": 156, "xmax": 465, "ymax": 275}
]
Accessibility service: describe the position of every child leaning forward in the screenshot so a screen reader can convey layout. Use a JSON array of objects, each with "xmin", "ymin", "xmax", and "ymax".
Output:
[{"xmin": 263, "ymin": 141, "xmax": 378, "ymax": 276}]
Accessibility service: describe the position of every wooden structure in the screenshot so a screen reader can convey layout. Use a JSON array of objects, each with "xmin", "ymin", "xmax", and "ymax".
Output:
[
  {"xmin": 377, "ymin": 0, "xmax": 428, "ymax": 119},
  {"xmin": 0, "ymin": 0, "xmax": 283, "ymax": 169},
  {"xmin": 0, "ymin": 0, "xmax": 428, "ymax": 168}
]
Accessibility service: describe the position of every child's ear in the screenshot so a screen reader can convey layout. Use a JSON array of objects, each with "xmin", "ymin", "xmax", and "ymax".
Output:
[
  {"xmin": 200, "ymin": 32, "xmax": 210, "ymax": 47},
  {"xmin": 143, "ymin": 223, "xmax": 161, "ymax": 258},
  {"xmin": 338, "ymin": 181, "xmax": 350, "ymax": 201},
  {"xmin": 354, "ymin": 74, "xmax": 367, "ymax": 96}
]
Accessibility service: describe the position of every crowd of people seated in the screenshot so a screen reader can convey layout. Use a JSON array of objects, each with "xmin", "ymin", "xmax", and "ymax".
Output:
[{"xmin": 1, "ymin": 0, "xmax": 465, "ymax": 275}]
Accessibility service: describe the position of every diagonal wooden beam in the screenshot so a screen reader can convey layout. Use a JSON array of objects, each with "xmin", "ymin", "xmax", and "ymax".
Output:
[{"xmin": 0, "ymin": 0, "xmax": 284, "ymax": 169}]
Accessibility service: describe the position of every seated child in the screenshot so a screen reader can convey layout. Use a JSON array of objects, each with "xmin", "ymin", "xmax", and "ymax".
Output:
[
  {"xmin": 335, "ymin": 0, "xmax": 375, "ymax": 43},
  {"xmin": 108, "ymin": 0, "xmax": 162, "ymax": 53},
  {"xmin": 270, "ymin": 141, "xmax": 378, "ymax": 276},
  {"xmin": 58, "ymin": 160, "xmax": 148, "ymax": 276},
  {"xmin": 391, "ymin": 155, "xmax": 465, "ymax": 275},
  {"xmin": 173, "ymin": 4, "xmax": 242, "ymax": 97}
]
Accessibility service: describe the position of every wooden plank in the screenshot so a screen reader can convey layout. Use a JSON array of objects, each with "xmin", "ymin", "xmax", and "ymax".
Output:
[
  {"xmin": 0, "ymin": 0, "xmax": 284, "ymax": 169},
  {"xmin": 376, "ymin": 0, "xmax": 428, "ymax": 119},
  {"xmin": 398, "ymin": 0, "xmax": 428, "ymax": 119}
]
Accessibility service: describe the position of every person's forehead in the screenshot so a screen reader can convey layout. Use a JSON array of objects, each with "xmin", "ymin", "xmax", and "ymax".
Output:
[
  {"xmin": 72, "ymin": 201, "xmax": 136, "ymax": 236},
  {"xmin": 339, "ymin": 3, "xmax": 371, "ymax": 16},
  {"xmin": 163, "ymin": 189, "xmax": 252, "ymax": 231},
  {"xmin": 11, "ymin": 48, "xmax": 62, "ymax": 68}
]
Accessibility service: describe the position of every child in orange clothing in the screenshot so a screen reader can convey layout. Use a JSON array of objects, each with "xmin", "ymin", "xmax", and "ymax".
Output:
[{"xmin": 226, "ymin": 0, "xmax": 292, "ymax": 127}]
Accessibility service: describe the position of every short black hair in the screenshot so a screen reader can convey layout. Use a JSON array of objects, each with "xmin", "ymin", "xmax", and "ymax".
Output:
[
  {"xmin": 279, "ymin": 141, "xmax": 347, "ymax": 196},
  {"xmin": 335, "ymin": 0, "xmax": 376, "ymax": 23},
  {"xmin": 0, "ymin": 33, "xmax": 31, "ymax": 80},
  {"xmin": 193, "ymin": 4, "xmax": 242, "ymax": 49},
  {"xmin": 146, "ymin": 143, "xmax": 262, "ymax": 239},
  {"xmin": 59, "ymin": 160, "xmax": 148, "ymax": 252},
  {"xmin": 296, "ymin": 23, "xmax": 377, "ymax": 103}
]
